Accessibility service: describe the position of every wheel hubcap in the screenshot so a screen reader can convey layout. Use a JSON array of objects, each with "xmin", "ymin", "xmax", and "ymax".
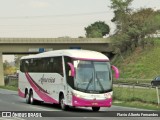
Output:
[{"xmin": 30, "ymin": 95, "xmax": 33, "ymax": 103}]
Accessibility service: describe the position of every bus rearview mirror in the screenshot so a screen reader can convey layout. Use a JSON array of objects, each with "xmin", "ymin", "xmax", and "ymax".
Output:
[
  {"xmin": 67, "ymin": 62, "xmax": 75, "ymax": 77},
  {"xmin": 111, "ymin": 65, "xmax": 119, "ymax": 79}
]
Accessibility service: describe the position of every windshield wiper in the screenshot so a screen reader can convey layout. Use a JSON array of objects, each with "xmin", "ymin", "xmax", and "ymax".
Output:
[
  {"xmin": 85, "ymin": 73, "xmax": 93, "ymax": 92},
  {"xmin": 96, "ymin": 73, "xmax": 104, "ymax": 91}
]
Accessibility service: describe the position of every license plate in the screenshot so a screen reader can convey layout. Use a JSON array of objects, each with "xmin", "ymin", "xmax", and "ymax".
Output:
[{"xmin": 92, "ymin": 103, "xmax": 98, "ymax": 105}]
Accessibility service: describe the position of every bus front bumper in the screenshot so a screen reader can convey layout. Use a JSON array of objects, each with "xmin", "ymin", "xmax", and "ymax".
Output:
[{"xmin": 72, "ymin": 95, "xmax": 112, "ymax": 107}]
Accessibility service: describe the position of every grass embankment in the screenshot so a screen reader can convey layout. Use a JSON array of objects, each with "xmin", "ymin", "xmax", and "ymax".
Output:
[
  {"xmin": 113, "ymin": 87, "xmax": 157, "ymax": 104},
  {"xmin": 113, "ymin": 38, "xmax": 160, "ymax": 83},
  {"xmin": 0, "ymin": 85, "xmax": 17, "ymax": 91},
  {"xmin": 112, "ymin": 39, "xmax": 160, "ymax": 110},
  {"xmin": 113, "ymin": 86, "xmax": 160, "ymax": 110}
]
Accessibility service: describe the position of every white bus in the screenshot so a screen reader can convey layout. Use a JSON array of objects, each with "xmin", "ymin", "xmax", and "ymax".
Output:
[{"xmin": 18, "ymin": 49, "xmax": 119, "ymax": 111}]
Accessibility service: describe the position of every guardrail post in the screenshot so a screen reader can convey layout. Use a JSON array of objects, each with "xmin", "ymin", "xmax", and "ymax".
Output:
[{"xmin": 156, "ymin": 87, "xmax": 160, "ymax": 105}]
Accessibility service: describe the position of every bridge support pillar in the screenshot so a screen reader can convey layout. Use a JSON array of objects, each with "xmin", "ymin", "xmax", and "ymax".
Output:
[{"xmin": 0, "ymin": 52, "xmax": 4, "ymax": 86}]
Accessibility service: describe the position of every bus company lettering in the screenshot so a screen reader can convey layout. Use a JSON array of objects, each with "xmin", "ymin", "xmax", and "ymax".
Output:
[{"xmin": 39, "ymin": 74, "xmax": 55, "ymax": 85}]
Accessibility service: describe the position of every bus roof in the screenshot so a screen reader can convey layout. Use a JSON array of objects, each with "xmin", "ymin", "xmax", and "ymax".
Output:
[{"xmin": 21, "ymin": 49, "xmax": 109, "ymax": 61}]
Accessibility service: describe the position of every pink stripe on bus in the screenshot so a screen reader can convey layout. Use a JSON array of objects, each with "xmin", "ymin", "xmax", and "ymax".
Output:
[
  {"xmin": 18, "ymin": 88, "xmax": 25, "ymax": 98},
  {"xmin": 25, "ymin": 73, "xmax": 58, "ymax": 104}
]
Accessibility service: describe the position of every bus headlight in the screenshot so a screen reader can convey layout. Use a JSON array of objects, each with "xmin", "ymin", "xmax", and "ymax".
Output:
[
  {"xmin": 104, "ymin": 93, "xmax": 112, "ymax": 99},
  {"xmin": 72, "ymin": 92, "xmax": 84, "ymax": 98}
]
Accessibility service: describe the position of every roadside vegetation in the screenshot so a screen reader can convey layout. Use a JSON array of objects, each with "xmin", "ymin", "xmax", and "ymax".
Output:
[
  {"xmin": 113, "ymin": 86, "xmax": 160, "ymax": 110},
  {"xmin": 113, "ymin": 87, "xmax": 157, "ymax": 104},
  {"xmin": 109, "ymin": 0, "xmax": 160, "ymax": 84},
  {"xmin": 3, "ymin": 60, "xmax": 18, "ymax": 89},
  {"xmin": 113, "ymin": 39, "xmax": 160, "ymax": 83},
  {"xmin": 111, "ymin": 39, "xmax": 160, "ymax": 110},
  {"xmin": 109, "ymin": 0, "xmax": 160, "ymax": 110},
  {"xmin": 0, "ymin": 85, "xmax": 17, "ymax": 91},
  {"xmin": 113, "ymin": 101, "xmax": 160, "ymax": 110},
  {"xmin": 3, "ymin": 60, "xmax": 17, "ymax": 76}
]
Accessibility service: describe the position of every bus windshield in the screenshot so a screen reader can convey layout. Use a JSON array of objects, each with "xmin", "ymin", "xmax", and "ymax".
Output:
[{"xmin": 73, "ymin": 60, "xmax": 112, "ymax": 93}]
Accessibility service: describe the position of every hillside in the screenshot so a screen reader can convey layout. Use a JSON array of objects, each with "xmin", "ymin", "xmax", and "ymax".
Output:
[{"xmin": 112, "ymin": 38, "xmax": 160, "ymax": 81}]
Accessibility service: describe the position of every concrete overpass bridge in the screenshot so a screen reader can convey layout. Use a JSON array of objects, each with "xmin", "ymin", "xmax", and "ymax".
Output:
[{"xmin": 0, "ymin": 37, "xmax": 113, "ymax": 86}]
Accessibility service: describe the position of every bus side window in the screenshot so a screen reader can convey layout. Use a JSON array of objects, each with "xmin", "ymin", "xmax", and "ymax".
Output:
[
  {"xmin": 20, "ymin": 60, "xmax": 24, "ymax": 72},
  {"xmin": 53, "ymin": 57, "xmax": 63, "ymax": 76},
  {"xmin": 41, "ymin": 58, "xmax": 48, "ymax": 72}
]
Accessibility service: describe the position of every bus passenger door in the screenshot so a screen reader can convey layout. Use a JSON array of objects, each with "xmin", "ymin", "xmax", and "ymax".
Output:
[{"xmin": 65, "ymin": 62, "xmax": 75, "ymax": 106}]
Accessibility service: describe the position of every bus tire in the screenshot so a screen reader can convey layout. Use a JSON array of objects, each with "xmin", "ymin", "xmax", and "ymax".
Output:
[
  {"xmin": 26, "ymin": 92, "xmax": 30, "ymax": 104},
  {"xmin": 29, "ymin": 91, "xmax": 42, "ymax": 105},
  {"xmin": 92, "ymin": 107, "xmax": 100, "ymax": 112},
  {"xmin": 60, "ymin": 94, "xmax": 68, "ymax": 110},
  {"xmin": 29, "ymin": 91, "xmax": 35, "ymax": 105}
]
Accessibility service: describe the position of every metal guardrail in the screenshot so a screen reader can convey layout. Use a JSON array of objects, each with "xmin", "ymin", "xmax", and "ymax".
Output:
[
  {"xmin": 113, "ymin": 82, "xmax": 152, "ymax": 88},
  {"xmin": 113, "ymin": 77, "xmax": 156, "ymax": 88},
  {"xmin": 118, "ymin": 78, "xmax": 151, "ymax": 81},
  {"xmin": 0, "ymin": 38, "xmax": 112, "ymax": 44}
]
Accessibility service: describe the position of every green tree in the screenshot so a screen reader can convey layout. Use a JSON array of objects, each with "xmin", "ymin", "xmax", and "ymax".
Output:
[
  {"xmin": 3, "ymin": 60, "xmax": 16, "ymax": 76},
  {"xmin": 110, "ymin": 0, "xmax": 133, "ymax": 33},
  {"xmin": 3, "ymin": 60, "xmax": 10, "ymax": 70},
  {"xmin": 110, "ymin": 0, "xmax": 160, "ymax": 51},
  {"xmin": 85, "ymin": 21, "xmax": 110, "ymax": 38}
]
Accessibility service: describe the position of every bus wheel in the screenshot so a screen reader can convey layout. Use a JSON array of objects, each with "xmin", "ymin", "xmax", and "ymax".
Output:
[
  {"xmin": 26, "ymin": 92, "xmax": 30, "ymax": 104},
  {"xmin": 29, "ymin": 91, "xmax": 35, "ymax": 105},
  {"xmin": 92, "ymin": 107, "xmax": 100, "ymax": 112},
  {"xmin": 60, "ymin": 94, "xmax": 68, "ymax": 110}
]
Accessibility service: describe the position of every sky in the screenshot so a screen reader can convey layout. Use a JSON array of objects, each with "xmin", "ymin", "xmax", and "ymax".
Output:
[{"xmin": 1, "ymin": 0, "xmax": 160, "ymax": 62}]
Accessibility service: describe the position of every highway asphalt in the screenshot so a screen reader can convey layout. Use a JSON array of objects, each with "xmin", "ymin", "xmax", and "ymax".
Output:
[{"xmin": 0, "ymin": 88, "xmax": 159, "ymax": 120}]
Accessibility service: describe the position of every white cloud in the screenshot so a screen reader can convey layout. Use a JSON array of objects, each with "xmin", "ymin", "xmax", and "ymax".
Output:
[{"xmin": 29, "ymin": 0, "xmax": 50, "ymax": 8}]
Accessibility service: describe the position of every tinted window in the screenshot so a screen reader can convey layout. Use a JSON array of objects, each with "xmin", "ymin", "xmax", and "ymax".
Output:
[
  {"xmin": 156, "ymin": 77, "xmax": 160, "ymax": 81},
  {"xmin": 20, "ymin": 59, "xmax": 30, "ymax": 72},
  {"xmin": 20, "ymin": 57, "xmax": 63, "ymax": 76}
]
